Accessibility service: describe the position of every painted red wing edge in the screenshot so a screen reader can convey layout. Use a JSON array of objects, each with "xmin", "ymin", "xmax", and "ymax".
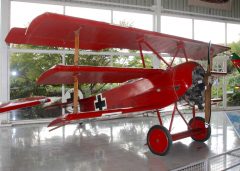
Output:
[
  {"xmin": 37, "ymin": 65, "xmax": 163, "ymax": 85},
  {"xmin": 48, "ymin": 104, "xmax": 165, "ymax": 130},
  {"xmin": 0, "ymin": 97, "xmax": 51, "ymax": 113}
]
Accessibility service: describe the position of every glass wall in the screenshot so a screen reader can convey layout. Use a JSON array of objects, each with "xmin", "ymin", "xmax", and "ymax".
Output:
[
  {"xmin": 226, "ymin": 23, "xmax": 240, "ymax": 107},
  {"xmin": 10, "ymin": 1, "xmax": 65, "ymax": 120},
  {"xmin": 194, "ymin": 20, "xmax": 225, "ymax": 44},
  {"xmin": 194, "ymin": 19, "xmax": 226, "ymax": 107},
  {"xmin": 10, "ymin": 52, "xmax": 62, "ymax": 120},
  {"xmin": 65, "ymin": 6, "xmax": 111, "ymax": 23},
  {"xmin": 227, "ymin": 23, "xmax": 240, "ymax": 44},
  {"xmin": 161, "ymin": 16, "xmax": 192, "ymax": 39},
  {"xmin": 11, "ymin": 1, "xmax": 63, "ymax": 28},
  {"xmin": 113, "ymin": 11, "xmax": 153, "ymax": 30}
]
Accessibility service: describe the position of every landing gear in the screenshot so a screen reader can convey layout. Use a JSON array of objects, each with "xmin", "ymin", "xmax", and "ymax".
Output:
[
  {"xmin": 188, "ymin": 116, "xmax": 211, "ymax": 142},
  {"xmin": 147, "ymin": 107, "xmax": 211, "ymax": 156},
  {"xmin": 147, "ymin": 125, "xmax": 172, "ymax": 156}
]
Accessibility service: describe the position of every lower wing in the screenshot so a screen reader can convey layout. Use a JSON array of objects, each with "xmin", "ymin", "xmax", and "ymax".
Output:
[{"xmin": 0, "ymin": 96, "xmax": 51, "ymax": 113}]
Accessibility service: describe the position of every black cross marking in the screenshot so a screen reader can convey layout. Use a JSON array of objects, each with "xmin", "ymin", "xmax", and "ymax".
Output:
[
  {"xmin": 94, "ymin": 94, "xmax": 106, "ymax": 111},
  {"xmin": 67, "ymin": 92, "xmax": 74, "ymax": 103}
]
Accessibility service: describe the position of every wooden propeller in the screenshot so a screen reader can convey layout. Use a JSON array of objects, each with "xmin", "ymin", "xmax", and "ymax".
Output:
[{"xmin": 204, "ymin": 42, "xmax": 212, "ymax": 124}]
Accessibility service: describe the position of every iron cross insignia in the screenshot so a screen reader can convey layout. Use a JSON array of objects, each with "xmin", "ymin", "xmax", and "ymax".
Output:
[{"xmin": 94, "ymin": 94, "xmax": 107, "ymax": 111}]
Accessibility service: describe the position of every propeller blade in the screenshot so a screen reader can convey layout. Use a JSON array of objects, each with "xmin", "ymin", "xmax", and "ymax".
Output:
[
  {"xmin": 204, "ymin": 42, "xmax": 212, "ymax": 124},
  {"xmin": 205, "ymin": 83, "xmax": 212, "ymax": 123}
]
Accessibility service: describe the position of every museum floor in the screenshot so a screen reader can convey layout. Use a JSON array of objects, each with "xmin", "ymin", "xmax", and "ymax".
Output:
[{"xmin": 0, "ymin": 111, "xmax": 240, "ymax": 171}]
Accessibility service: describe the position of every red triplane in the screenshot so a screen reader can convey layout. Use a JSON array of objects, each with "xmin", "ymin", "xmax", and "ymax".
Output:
[{"xmin": 1, "ymin": 13, "xmax": 229, "ymax": 155}]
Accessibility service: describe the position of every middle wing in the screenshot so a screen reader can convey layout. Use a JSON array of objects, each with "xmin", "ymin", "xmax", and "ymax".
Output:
[{"xmin": 37, "ymin": 65, "xmax": 164, "ymax": 85}]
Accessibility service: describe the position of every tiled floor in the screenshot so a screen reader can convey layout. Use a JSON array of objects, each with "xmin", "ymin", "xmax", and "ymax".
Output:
[{"xmin": 0, "ymin": 111, "xmax": 239, "ymax": 171}]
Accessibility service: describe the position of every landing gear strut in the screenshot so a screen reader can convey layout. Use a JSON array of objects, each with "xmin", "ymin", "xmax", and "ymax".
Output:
[{"xmin": 147, "ymin": 105, "xmax": 211, "ymax": 156}]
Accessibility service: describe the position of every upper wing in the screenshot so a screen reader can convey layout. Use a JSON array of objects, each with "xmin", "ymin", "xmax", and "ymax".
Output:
[
  {"xmin": 0, "ymin": 97, "xmax": 50, "ymax": 113},
  {"xmin": 5, "ymin": 12, "xmax": 229, "ymax": 60},
  {"xmin": 37, "ymin": 65, "xmax": 164, "ymax": 84}
]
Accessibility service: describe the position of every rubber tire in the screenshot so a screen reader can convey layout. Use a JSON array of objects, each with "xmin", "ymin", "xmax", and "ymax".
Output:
[
  {"xmin": 188, "ymin": 117, "xmax": 211, "ymax": 142},
  {"xmin": 147, "ymin": 125, "xmax": 172, "ymax": 156}
]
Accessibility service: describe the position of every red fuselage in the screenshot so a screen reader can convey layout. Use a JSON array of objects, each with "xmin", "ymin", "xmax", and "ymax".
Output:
[{"xmin": 80, "ymin": 61, "xmax": 203, "ymax": 112}]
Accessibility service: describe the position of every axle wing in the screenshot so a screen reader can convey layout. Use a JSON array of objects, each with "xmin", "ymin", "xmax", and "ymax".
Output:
[{"xmin": 48, "ymin": 104, "xmax": 165, "ymax": 131}]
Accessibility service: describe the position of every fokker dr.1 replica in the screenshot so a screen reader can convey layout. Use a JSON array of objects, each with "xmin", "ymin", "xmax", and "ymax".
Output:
[{"xmin": 1, "ymin": 13, "xmax": 230, "ymax": 155}]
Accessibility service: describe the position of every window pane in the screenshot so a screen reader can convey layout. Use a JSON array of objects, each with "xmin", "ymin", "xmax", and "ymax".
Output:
[
  {"xmin": 194, "ymin": 20, "xmax": 225, "ymax": 44},
  {"xmin": 10, "ymin": 51, "xmax": 62, "ymax": 120},
  {"xmin": 161, "ymin": 16, "xmax": 192, "ymax": 39},
  {"xmin": 227, "ymin": 23, "xmax": 240, "ymax": 44},
  {"xmin": 65, "ymin": 6, "xmax": 111, "ymax": 23},
  {"xmin": 226, "ymin": 23, "xmax": 240, "ymax": 107},
  {"xmin": 113, "ymin": 11, "xmax": 153, "ymax": 31},
  {"xmin": 11, "ymin": 1, "xmax": 63, "ymax": 28}
]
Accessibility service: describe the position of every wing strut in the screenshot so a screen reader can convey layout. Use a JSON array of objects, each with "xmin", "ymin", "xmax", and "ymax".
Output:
[
  {"xmin": 182, "ymin": 44, "xmax": 189, "ymax": 62},
  {"xmin": 170, "ymin": 47, "xmax": 180, "ymax": 67},
  {"xmin": 138, "ymin": 42, "xmax": 146, "ymax": 68},
  {"xmin": 140, "ymin": 40, "xmax": 170, "ymax": 68},
  {"xmin": 73, "ymin": 29, "xmax": 80, "ymax": 113},
  {"xmin": 170, "ymin": 42, "xmax": 189, "ymax": 66}
]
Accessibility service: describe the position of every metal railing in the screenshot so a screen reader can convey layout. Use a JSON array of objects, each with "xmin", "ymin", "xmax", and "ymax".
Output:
[{"xmin": 172, "ymin": 147, "xmax": 240, "ymax": 171}]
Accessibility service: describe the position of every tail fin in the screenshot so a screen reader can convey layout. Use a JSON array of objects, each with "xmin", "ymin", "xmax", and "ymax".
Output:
[{"xmin": 231, "ymin": 53, "xmax": 240, "ymax": 73}]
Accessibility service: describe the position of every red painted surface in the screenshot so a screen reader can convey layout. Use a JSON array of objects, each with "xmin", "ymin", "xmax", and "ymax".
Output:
[
  {"xmin": 40, "ymin": 61, "xmax": 197, "ymax": 113},
  {"xmin": 171, "ymin": 129, "xmax": 202, "ymax": 141},
  {"xmin": 231, "ymin": 59, "xmax": 240, "ymax": 69},
  {"xmin": 37, "ymin": 65, "xmax": 164, "ymax": 85},
  {"xmin": 48, "ymin": 106, "xmax": 165, "ymax": 128},
  {"xmin": 0, "ymin": 97, "xmax": 50, "ymax": 113},
  {"xmin": 80, "ymin": 61, "xmax": 197, "ymax": 112},
  {"xmin": 5, "ymin": 13, "xmax": 229, "ymax": 60},
  {"xmin": 189, "ymin": 117, "xmax": 210, "ymax": 141},
  {"xmin": 156, "ymin": 110, "xmax": 163, "ymax": 126},
  {"xmin": 169, "ymin": 103, "xmax": 177, "ymax": 132},
  {"xmin": 172, "ymin": 130, "xmax": 193, "ymax": 141},
  {"xmin": 148, "ymin": 126, "xmax": 169, "ymax": 154},
  {"xmin": 47, "ymin": 61, "xmax": 200, "ymax": 127}
]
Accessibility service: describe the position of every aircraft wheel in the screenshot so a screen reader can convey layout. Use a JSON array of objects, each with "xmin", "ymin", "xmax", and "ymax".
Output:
[
  {"xmin": 147, "ymin": 125, "xmax": 172, "ymax": 156},
  {"xmin": 189, "ymin": 117, "xmax": 211, "ymax": 142}
]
